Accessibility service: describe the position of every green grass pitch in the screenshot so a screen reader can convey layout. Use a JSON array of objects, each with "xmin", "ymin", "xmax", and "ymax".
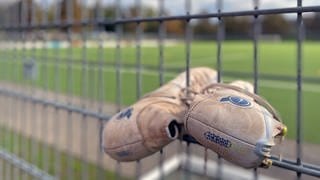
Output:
[{"xmin": 0, "ymin": 41, "xmax": 319, "ymax": 144}]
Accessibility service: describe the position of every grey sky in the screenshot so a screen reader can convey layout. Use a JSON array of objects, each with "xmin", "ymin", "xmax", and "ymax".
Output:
[{"xmin": 1, "ymin": 0, "xmax": 319, "ymax": 15}]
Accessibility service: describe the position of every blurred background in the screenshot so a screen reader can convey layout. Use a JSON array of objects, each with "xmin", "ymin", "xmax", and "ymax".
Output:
[{"xmin": 0, "ymin": 0, "xmax": 319, "ymax": 179}]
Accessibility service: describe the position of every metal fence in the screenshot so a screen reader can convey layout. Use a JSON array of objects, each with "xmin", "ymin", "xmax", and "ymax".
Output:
[{"xmin": 0, "ymin": 0, "xmax": 319, "ymax": 179}]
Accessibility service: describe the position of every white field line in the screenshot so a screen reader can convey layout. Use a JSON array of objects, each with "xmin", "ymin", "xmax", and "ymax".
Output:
[
  {"xmin": 259, "ymin": 80, "xmax": 320, "ymax": 93},
  {"xmin": 48, "ymin": 63, "xmax": 179, "ymax": 77},
  {"xmin": 45, "ymin": 64, "xmax": 320, "ymax": 93},
  {"xmin": 0, "ymin": 40, "xmax": 179, "ymax": 49},
  {"xmin": 166, "ymin": 55, "xmax": 245, "ymax": 66}
]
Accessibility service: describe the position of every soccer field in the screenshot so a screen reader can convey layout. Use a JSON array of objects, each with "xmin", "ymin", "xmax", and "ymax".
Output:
[{"xmin": 1, "ymin": 41, "xmax": 320, "ymax": 144}]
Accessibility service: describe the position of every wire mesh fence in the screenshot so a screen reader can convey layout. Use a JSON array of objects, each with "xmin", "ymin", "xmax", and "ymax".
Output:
[{"xmin": 0, "ymin": 0, "xmax": 319, "ymax": 179}]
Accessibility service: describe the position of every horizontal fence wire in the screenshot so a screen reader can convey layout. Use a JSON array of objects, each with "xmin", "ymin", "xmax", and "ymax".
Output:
[
  {"xmin": 0, "ymin": 88, "xmax": 110, "ymax": 121},
  {"xmin": 0, "ymin": 149, "xmax": 55, "ymax": 180},
  {"xmin": 0, "ymin": 6, "xmax": 319, "ymax": 30},
  {"xmin": 270, "ymin": 156, "xmax": 320, "ymax": 177}
]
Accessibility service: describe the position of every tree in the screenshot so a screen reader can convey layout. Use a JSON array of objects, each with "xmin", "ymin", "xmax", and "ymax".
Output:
[
  {"xmin": 101, "ymin": 4, "xmax": 186, "ymax": 35},
  {"xmin": 3, "ymin": 0, "xmax": 42, "ymax": 26},
  {"xmin": 193, "ymin": 19, "xmax": 217, "ymax": 35},
  {"xmin": 104, "ymin": 5, "xmax": 116, "ymax": 19},
  {"xmin": 141, "ymin": 6, "xmax": 158, "ymax": 33},
  {"xmin": 103, "ymin": 5, "xmax": 116, "ymax": 32},
  {"xmin": 262, "ymin": 14, "xmax": 290, "ymax": 35},
  {"xmin": 165, "ymin": 20, "xmax": 185, "ymax": 35},
  {"xmin": 60, "ymin": 0, "xmax": 82, "ymax": 32},
  {"xmin": 125, "ymin": 5, "xmax": 160, "ymax": 33},
  {"xmin": 193, "ymin": 11, "xmax": 216, "ymax": 35},
  {"xmin": 102, "ymin": 5, "xmax": 159, "ymax": 33},
  {"xmin": 224, "ymin": 17, "xmax": 251, "ymax": 36},
  {"xmin": 305, "ymin": 13, "xmax": 320, "ymax": 31}
]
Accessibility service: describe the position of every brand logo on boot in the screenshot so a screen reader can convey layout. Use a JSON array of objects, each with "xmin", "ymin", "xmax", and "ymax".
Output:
[
  {"xmin": 204, "ymin": 131, "xmax": 232, "ymax": 148},
  {"xmin": 220, "ymin": 96, "xmax": 252, "ymax": 107},
  {"xmin": 117, "ymin": 107, "xmax": 133, "ymax": 120}
]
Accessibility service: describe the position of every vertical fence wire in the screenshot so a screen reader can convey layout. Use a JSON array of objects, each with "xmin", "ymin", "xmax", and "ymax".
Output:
[
  {"xmin": 80, "ymin": 0, "xmax": 89, "ymax": 179},
  {"xmin": 11, "ymin": 4, "xmax": 19, "ymax": 179},
  {"xmin": 40, "ymin": 0, "xmax": 50, "ymax": 175},
  {"xmin": 252, "ymin": 0, "xmax": 261, "ymax": 178},
  {"xmin": 15, "ymin": 5, "xmax": 21, "ymax": 179},
  {"xmin": 0, "ymin": 25, "xmax": 2, "ymax": 176},
  {"xmin": 30, "ymin": 1, "xmax": 40, "ymax": 179},
  {"xmin": 115, "ymin": 0, "xmax": 123, "ymax": 178},
  {"xmin": 216, "ymin": 0, "xmax": 224, "ymax": 83},
  {"xmin": 66, "ymin": 0, "xmax": 75, "ymax": 179},
  {"xmin": 216, "ymin": 0, "xmax": 224, "ymax": 178},
  {"xmin": 5, "ymin": 52, "xmax": 10, "ymax": 180},
  {"xmin": 7, "ymin": 6, "xmax": 13, "ymax": 180},
  {"xmin": 135, "ymin": 0, "xmax": 142, "ymax": 179},
  {"xmin": 253, "ymin": 0, "xmax": 260, "ymax": 94},
  {"xmin": 158, "ymin": 1, "xmax": 166, "ymax": 179},
  {"xmin": 185, "ymin": 0, "xmax": 191, "ymax": 90},
  {"xmin": 20, "ymin": 1, "xmax": 28, "ymax": 179},
  {"xmin": 30, "ymin": 0, "xmax": 38, "ymax": 176},
  {"xmin": 0, "ymin": 4, "xmax": 9, "ymax": 179},
  {"xmin": 2, "ymin": 7, "xmax": 10, "ymax": 180},
  {"xmin": 0, "ymin": 6, "xmax": 5, "ymax": 177},
  {"xmin": 96, "ymin": 0, "xmax": 106, "ymax": 179},
  {"xmin": 16, "ymin": 2, "xmax": 23, "ymax": 179},
  {"xmin": 135, "ymin": 0, "xmax": 142, "ymax": 100},
  {"xmin": 53, "ymin": 1, "xmax": 62, "ymax": 179},
  {"xmin": 158, "ymin": 0, "xmax": 165, "ymax": 86},
  {"xmin": 115, "ymin": 0, "xmax": 123, "ymax": 113},
  {"xmin": 184, "ymin": 0, "xmax": 192, "ymax": 179},
  {"xmin": 12, "ymin": 47, "xmax": 18, "ymax": 179},
  {"xmin": 296, "ymin": 0, "xmax": 303, "ymax": 179}
]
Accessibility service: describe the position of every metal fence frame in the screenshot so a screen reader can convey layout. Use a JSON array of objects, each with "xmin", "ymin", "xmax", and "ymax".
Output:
[{"xmin": 0, "ymin": 0, "xmax": 320, "ymax": 179}]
